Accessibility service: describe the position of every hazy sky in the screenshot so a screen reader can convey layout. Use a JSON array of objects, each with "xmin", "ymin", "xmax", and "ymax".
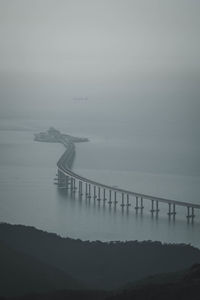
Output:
[
  {"xmin": 1, "ymin": 0, "xmax": 200, "ymax": 72},
  {"xmin": 0, "ymin": 0, "xmax": 199, "ymax": 145}
]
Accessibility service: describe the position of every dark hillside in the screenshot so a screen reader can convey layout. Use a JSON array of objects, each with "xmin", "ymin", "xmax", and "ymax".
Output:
[
  {"xmin": 107, "ymin": 264, "xmax": 200, "ymax": 300},
  {"xmin": 0, "ymin": 223, "xmax": 200, "ymax": 290},
  {"xmin": 2, "ymin": 265, "xmax": 200, "ymax": 300},
  {"xmin": 0, "ymin": 241, "xmax": 84, "ymax": 297}
]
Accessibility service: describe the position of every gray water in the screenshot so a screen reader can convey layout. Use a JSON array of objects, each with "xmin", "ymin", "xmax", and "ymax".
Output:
[{"xmin": 0, "ymin": 118, "xmax": 200, "ymax": 248}]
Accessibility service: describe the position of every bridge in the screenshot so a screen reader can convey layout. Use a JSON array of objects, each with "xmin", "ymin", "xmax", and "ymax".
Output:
[{"xmin": 35, "ymin": 128, "xmax": 200, "ymax": 222}]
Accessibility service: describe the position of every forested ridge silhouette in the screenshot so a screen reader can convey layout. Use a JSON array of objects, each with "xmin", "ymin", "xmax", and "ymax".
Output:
[{"xmin": 0, "ymin": 223, "xmax": 200, "ymax": 299}]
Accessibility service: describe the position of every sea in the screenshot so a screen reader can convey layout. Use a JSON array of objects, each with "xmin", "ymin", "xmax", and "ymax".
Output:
[{"xmin": 0, "ymin": 117, "xmax": 200, "ymax": 248}]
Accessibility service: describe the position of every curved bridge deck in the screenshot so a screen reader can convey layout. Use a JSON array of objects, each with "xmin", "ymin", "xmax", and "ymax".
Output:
[{"xmin": 35, "ymin": 129, "xmax": 200, "ymax": 222}]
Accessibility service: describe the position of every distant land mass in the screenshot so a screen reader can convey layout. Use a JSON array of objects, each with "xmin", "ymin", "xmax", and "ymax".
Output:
[{"xmin": 0, "ymin": 223, "xmax": 200, "ymax": 299}]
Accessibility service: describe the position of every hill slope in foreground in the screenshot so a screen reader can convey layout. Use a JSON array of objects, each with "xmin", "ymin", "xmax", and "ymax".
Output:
[
  {"xmin": 0, "ymin": 223, "xmax": 200, "ymax": 298},
  {"xmin": 0, "ymin": 241, "xmax": 84, "ymax": 297}
]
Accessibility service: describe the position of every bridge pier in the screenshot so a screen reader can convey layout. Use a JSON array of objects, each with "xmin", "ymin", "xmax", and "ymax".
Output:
[
  {"xmin": 78, "ymin": 180, "xmax": 80, "ymax": 195},
  {"xmin": 54, "ymin": 173, "xmax": 59, "ymax": 185},
  {"xmin": 168, "ymin": 203, "xmax": 176, "ymax": 218},
  {"xmin": 81, "ymin": 181, "xmax": 83, "ymax": 196},
  {"xmin": 85, "ymin": 183, "xmax": 88, "ymax": 198},
  {"xmin": 70, "ymin": 178, "xmax": 74, "ymax": 192},
  {"xmin": 103, "ymin": 188, "xmax": 107, "ymax": 202},
  {"xmin": 135, "ymin": 196, "xmax": 139, "ymax": 210},
  {"xmin": 140, "ymin": 197, "xmax": 144, "ymax": 210},
  {"xmin": 97, "ymin": 187, "xmax": 101, "ymax": 201},
  {"xmin": 88, "ymin": 184, "xmax": 91, "ymax": 199},
  {"xmin": 114, "ymin": 191, "xmax": 118, "ymax": 206},
  {"xmin": 67, "ymin": 176, "xmax": 71, "ymax": 189},
  {"xmin": 150, "ymin": 200, "xmax": 159, "ymax": 214},
  {"xmin": 73, "ymin": 178, "xmax": 76, "ymax": 193},
  {"xmin": 78, "ymin": 181, "xmax": 83, "ymax": 196},
  {"xmin": 126, "ymin": 194, "xmax": 131, "ymax": 208},
  {"xmin": 57, "ymin": 170, "xmax": 65, "ymax": 187},
  {"xmin": 135, "ymin": 196, "xmax": 144, "ymax": 211},
  {"xmin": 65, "ymin": 176, "xmax": 69, "ymax": 189},
  {"xmin": 156, "ymin": 200, "xmax": 159, "ymax": 214},
  {"xmin": 150, "ymin": 200, "xmax": 154, "ymax": 213},
  {"xmin": 121, "ymin": 193, "xmax": 125, "ymax": 208},
  {"xmin": 186, "ymin": 207, "xmax": 195, "ymax": 222},
  {"xmin": 93, "ymin": 186, "xmax": 97, "ymax": 199},
  {"xmin": 108, "ymin": 190, "xmax": 112, "ymax": 205},
  {"xmin": 57, "ymin": 169, "xmax": 61, "ymax": 186},
  {"xmin": 70, "ymin": 177, "xmax": 74, "ymax": 192}
]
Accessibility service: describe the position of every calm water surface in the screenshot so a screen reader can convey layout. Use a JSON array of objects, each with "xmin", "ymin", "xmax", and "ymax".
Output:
[{"xmin": 0, "ymin": 119, "xmax": 200, "ymax": 248}]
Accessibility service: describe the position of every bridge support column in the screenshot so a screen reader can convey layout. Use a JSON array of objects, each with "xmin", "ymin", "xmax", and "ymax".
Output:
[
  {"xmin": 186, "ymin": 207, "xmax": 195, "ymax": 222},
  {"xmin": 155, "ymin": 201, "xmax": 159, "ymax": 214},
  {"xmin": 103, "ymin": 189, "xmax": 107, "ymax": 202},
  {"xmin": 73, "ymin": 178, "xmax": 76, "ymax": 193},
  {"xmin": 150, "ymin": 200, "xmax": 154, "ymax": 213},
  {"xmin": 97, "ymin": 187, "xmax": 101, "ymax": 201},
  {"xmin": 85, "ymin": 183, "xmax": 88, "ymax": 198},
  {"xmin": 150, "ymin": 200, "xmax": 157, "ymax": 215},
  {"xmin": 121, "ymin": 193, "xmax": 125, "ymax": 208},
  {"xmin": 70, "ymin": 177, "xmax": 73, "ymax": 192},
  {"xmin": 126, "ymin": 194, "xmax": 131, "ymax": 208},
  {"xmin": 80, "ymin": 181, "xmax": 83, "ymax": 196},
  {"xmin": 168, "ymin": 203, "xmax": 171, "ymax": 216},
  {"xmin": 114, "ymin": 191, "xmax": 117, "ymax": 206},
  {"xmin": 57, "ymin": 170, "xmax": 61, "ymax": 186},
  {"xmin": 88, "ymin": 184, "xmax": 91, "ymax": 199},
  {"xmin": 78, "ymin": 181, "xmax": 82, "ymax": 196},
  {"xmin": 54, "ymin": 173, "xmax": 58, "ymax": 185},
  {"xmin": 187, "ymin": 206, "xmax": 190, "ymax": 219},
  {"xmin": 58, "ymin": 170, "xmax": 65, "ymax": 187},
  {"xmin": 108, "ymin": 190, "xmax": 112, "ymax": 205},
  {"xmin": 135, "ymin": 196, "xmax": 139, "ymax": 210},
  {"xmin": 168, "ymin": 203, "xmax": 176, "ymax": 218},
  {"xmin": 93, "ymin": 186, "xmax": 97, "ymax": 199},
  {"xmin": 79, "ymin": 180, "xmax": 83, "ymax": 196},
  {"xmin": 191, "ymin": 207, "xmax": 195, "ymax": 222},
  {"xmin": 150, "ymin": 200, "xmax": 159, "ymax": 214},
  {"xmin": 81, "ymin": 181, "xmax": 83, "ymax": 196},
  {"xmin": 173, "ymin": 204, "xmax": 176, "ymax": 217},
  {"xmin": 67, "ymin": 176, "xmax": 71, "ymax": 189},
  {"xmin": 140, "ymin": 197, "xmax": 144, "ymax": 210},
  {"xmin": 64, "ymin": 176, "xmax": 68, "ymax": 189}
]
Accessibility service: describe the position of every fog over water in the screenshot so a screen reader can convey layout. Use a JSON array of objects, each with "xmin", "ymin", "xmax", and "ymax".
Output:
[{"xmin": 0, "ymin": 1, "xmax": 200, "ymax": 246}]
